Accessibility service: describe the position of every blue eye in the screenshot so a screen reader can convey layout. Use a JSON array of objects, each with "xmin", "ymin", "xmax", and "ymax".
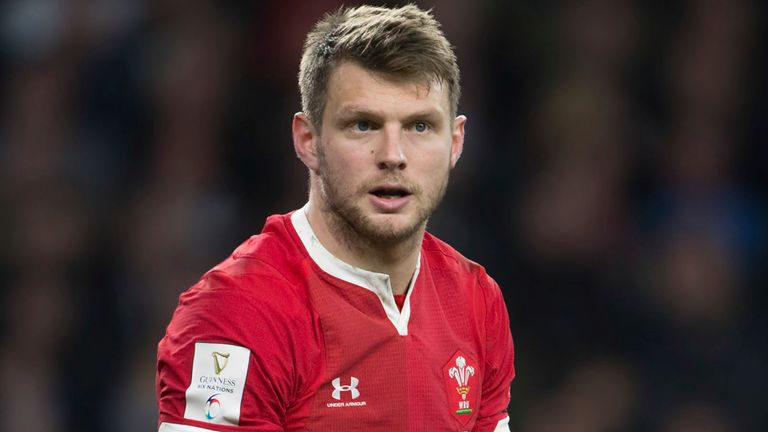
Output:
[
  {"xmin": 354, "ymin": 121, "xmax": 371, "ymax": 132},
  {"xmin": 413, "ymin": 122, "xmax": 429, "ymax": 132}
]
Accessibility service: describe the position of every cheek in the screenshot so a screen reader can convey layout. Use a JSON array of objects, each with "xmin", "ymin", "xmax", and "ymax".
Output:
[
  {"xmin": 419, "ymin": 151, "xmax": 452, "ymax": 176},
  {"xmin": 323, "ymin": 140, "xmax": 372, "ymax": 168},
  {"xmin": 321, "ymin": 149, "xmax": 369, "ymax": 190}
]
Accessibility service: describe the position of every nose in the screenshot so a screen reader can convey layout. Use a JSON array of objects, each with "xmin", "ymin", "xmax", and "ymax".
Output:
[{"xmin": 376, "ymin": 125, "xmax": 407, "ymax": 170}]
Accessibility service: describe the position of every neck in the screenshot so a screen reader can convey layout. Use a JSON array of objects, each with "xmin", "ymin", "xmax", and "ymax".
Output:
[{"xmin": 305, "ymin": 195, "xmax": 422, "ymax": 295}]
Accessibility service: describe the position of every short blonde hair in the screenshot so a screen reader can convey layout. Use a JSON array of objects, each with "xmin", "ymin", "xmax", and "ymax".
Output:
[{"xmin": 299, "ymin": 4, "xmax": 460, "ymax": 129}]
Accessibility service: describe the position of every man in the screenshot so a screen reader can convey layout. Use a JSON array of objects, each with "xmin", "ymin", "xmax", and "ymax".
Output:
[{"xmin": 156, "ymin": 4, "xmax": 515, "ymax": 431}]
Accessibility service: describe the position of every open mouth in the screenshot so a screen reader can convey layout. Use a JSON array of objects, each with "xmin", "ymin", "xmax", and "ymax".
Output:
[{"xmin": 369, "ymin": 186, "xmax": 412, "ymax": 200}]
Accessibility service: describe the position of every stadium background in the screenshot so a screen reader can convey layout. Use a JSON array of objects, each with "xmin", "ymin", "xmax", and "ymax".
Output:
[{"xmin": 1, "ymin": 0, "xmax": 766, "ymax": 431}]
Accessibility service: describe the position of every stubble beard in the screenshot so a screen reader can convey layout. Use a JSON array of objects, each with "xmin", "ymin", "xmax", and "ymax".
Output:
[{"xmin": 316, "ymin": 147, "xmax": 450, "ymax": 251}]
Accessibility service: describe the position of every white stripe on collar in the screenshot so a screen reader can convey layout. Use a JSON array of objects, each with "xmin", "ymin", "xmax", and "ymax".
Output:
[{"xmin": 291, "ymin": 203, "xmax": 419, "ymax": 336}]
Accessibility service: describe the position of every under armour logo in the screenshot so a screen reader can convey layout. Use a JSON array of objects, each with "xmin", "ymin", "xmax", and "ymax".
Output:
[{"xmin": 331, "ymin": 377, "xmax": 360, "ymax": 400}]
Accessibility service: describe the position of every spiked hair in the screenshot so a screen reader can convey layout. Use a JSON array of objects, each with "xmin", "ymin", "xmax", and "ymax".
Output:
[{"xmin": 298, "ymin": 4, "xmax": 460, "ymax": 129}]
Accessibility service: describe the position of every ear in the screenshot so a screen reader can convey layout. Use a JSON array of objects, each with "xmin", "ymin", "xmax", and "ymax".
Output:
[
  {"xmin": 292, "ymin": 112, "xmax": 320, "ymax": 172},
  {"xmin": 450, "ymin": 115, "xmax": 466, "ymax": 168}
]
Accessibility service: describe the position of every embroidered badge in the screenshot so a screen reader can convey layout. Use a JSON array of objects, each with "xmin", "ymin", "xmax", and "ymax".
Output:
[
  {"xmin": 326, "ymin": 376, "xmax": 367, "ymax": 408},
  {"xmin": 184, "ymin": 342, "xmax": 250, "ymax": 425},
  {"xmin": 443, "ymin": 350, "xmax": 479, "ymax": 425}
]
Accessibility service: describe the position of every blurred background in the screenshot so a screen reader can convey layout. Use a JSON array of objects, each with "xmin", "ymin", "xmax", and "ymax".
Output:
[{"xmin": 0, "ymin": 0, "xmax": 766, "ymax": 431}]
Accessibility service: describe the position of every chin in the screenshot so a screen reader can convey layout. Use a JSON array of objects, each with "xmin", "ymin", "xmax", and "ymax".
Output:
[{"xmin": 357, "ymin": 213, "xmax": 424, "ymax": 244}]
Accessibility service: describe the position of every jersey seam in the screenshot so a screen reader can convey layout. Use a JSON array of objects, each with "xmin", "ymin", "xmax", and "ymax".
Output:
[
  {"xmin": 479, "ymin": 274, "xmax": 501, "ymax": 374},
  {"xmin": 205, "ymin": 261, "xmax": 325, "ymax": 415},
  {"xmin": 212, "ymin": 255, "xmax": 296, "ymax": 284}
]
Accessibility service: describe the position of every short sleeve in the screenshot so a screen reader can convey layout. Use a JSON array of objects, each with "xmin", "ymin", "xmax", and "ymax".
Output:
[
  {"xmin": 473, "ymin": 277, "xmax": 515, "ymax": 432},
  {"xmin": 156, "ymin": 270, "xmax": 322, "ymax": 431}
]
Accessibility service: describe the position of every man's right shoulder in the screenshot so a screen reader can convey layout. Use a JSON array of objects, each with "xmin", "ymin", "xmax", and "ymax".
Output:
[
  {"xmin": 171, "ymin": 212, "xmax": 313, "ymax": 327},
  {"xmin": 211, "ymin": 213, "xmax": 306, "ymax": 283},
  {"xmin": 157, "ymin": 213, "xmax": 323, "ymax": 430}
]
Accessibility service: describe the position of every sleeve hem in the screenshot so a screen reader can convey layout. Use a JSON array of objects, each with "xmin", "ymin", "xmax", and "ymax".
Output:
[
  {"xmin": 159, "ymin": 422, "xmax": 218, "ymax": 432},
  {"xmin": 493, "ymin": 416, "xmax": 510, "ymax": 432}
]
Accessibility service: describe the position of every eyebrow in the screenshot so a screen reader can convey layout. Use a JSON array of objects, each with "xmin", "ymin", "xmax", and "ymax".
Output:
[
  {"xmin": 336, "ymin": 105, "xmax": 444, "ymax": 123},
  {"xmin": 335, "ymin": 105, "xmax": 386, "ymax": 119}
]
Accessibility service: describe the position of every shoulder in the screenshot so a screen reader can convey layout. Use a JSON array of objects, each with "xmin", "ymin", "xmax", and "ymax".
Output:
[
  {"xmin": 167, "ymin": 212, "xmax": 315, "ymax": 341},
  {"xmin": 420, "ymin": 232, "xmax": 510, "ymax": 342},
  {"xmin": 212, "ymin": 212, "xmax": 307, "ymax": 286},
  {"xmin": 421, "ymin": 231, "xmax": 501, "ymax": 299},
  {"xmin": 421, "ymin": 231, "xmax": 514, "ymax": 377},
  {"xmin": 157, "ymin": 212, "xmax": 323, "ymax": 428}
]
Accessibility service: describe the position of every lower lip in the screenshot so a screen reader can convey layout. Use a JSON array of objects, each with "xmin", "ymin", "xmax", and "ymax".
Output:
[{"xmin": 368, "ymin": 194, "xmax": 411, "ymax": 212}]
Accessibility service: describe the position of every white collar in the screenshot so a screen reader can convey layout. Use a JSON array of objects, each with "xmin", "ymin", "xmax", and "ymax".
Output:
[{"xmin": 290, "ymin": 203, "xmax": 419, "ymax": 336}]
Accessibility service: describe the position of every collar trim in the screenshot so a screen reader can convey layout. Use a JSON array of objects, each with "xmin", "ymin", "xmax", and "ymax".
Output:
[{"xmin": 290, "ymin": 203, "xmax": 418, "ymax": 336}]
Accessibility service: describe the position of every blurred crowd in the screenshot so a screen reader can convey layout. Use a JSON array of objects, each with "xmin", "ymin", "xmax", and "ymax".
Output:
[{"xmin": 0, "ymin": 1, "xmax": 765, "ymax": 431}]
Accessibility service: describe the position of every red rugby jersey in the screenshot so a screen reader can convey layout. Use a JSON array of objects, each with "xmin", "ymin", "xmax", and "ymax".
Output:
[{"xmin": 156, "ymin": 206, "xmax": 515, "ymax": 431}]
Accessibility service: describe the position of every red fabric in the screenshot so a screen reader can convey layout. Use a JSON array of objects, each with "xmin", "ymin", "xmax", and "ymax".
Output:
[
  {"xmin": 393, "ymin": 294, "xmax": 406, "ymax": 311},
  {"xmin": 157, "ymin": 211, "xmax": 515, "ymax": 431}
]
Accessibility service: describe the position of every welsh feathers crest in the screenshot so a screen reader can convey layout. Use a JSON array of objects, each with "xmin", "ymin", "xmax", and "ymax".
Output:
[
  {"xmin": 442, "ymin": 350, "xmax": 479, "ymax": 425},
  {"xmin": 448, "ymin": 356, "xmax": 475, "ymax": 400}
]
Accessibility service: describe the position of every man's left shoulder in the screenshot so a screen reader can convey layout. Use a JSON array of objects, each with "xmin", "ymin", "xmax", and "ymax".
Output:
[{"xmin": 421, "ymin": 232, "xmax": 497, "ymax": 291}]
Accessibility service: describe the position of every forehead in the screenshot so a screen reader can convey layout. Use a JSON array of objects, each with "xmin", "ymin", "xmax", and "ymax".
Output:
[{"xmin": 324, "ymin": 61, "xmax": 450, "ymax": 118}]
